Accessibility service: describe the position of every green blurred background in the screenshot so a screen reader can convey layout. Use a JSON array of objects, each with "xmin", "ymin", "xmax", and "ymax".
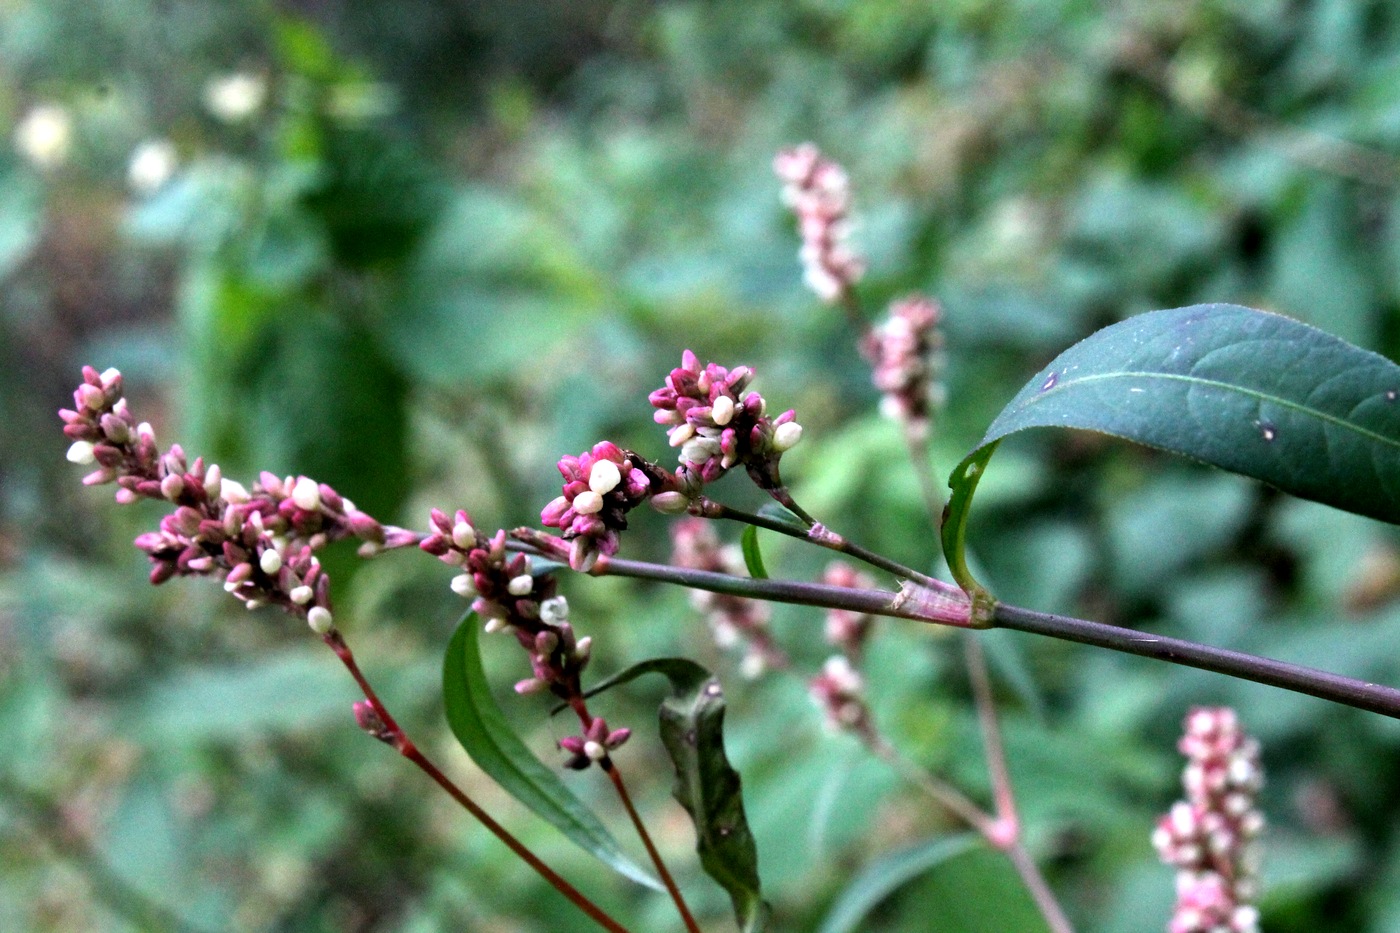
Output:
[{"xmin": 5, "ymin": 1, "xmax": 1400, "ymax": 930}]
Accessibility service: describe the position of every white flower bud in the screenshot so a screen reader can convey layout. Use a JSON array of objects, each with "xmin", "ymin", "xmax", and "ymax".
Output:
[
  {"xmin": 450, "ymin": 574, "xmax": 476, "ymax": 598},
  {"xmin": 649, "ymin": 491, "xmax": 690, "ymax": 514},
  {"xmin": 451, "ymin": 520, "xmax": 476, "ymax": 550},
  {"xmin": 711, "ymin": 395, "xmax": 735, "ymax": 426},
  {"xmin": 220, "ymin": 478, "xmax": 250, "ymax": 504},
  {"xmin": 584, "ymin": 740, "xmax": 606, "ymax": 761},
  {"xmin": 572, "ymin": 491, "xmax": 604, "ymax": 515},
  {"xmin": 772, "ymin": 421, "xmax": 803, "ymax": 452},
  {"xmin": 289, "ymin": 585, "xmax": 314, "ymax": 605},
  {"xmin": 574, "ymin": 636, "xmax": 592, "ymax": 660},
  {"xmin": 668, "ymin": 422, "xmax": 695, "ymax": 447},
  {"xmin": 66, "ymin": 441, "xmax": 96, "ymax": 465},
  {"xmin": 203, "ymin": 464, "xmax": 223, "ymax": 499},
  {"xmin": 588, "ymin": 459, "xmax": 621, "ymax": 495},
  {"xmin": 203, "ymin": 72, "xmax": 267, "ymax": 123},
  {"xmin": 306, "ymin": 606, "xmax": 334, "ymax": 634},
  {"xmin": 291, "ymin": 476, "xmax": 321, "ymax": 511},
  {"xmin": 507, "ymin": 574, "xmax": 534, "ymax": 596},
  {"xmin": 259, "ymin": 549, "xmax": 283, "ymax": 575},
  {"xmin": 160, "ymin": 473, "xmax": 185, "ymax": 501}
]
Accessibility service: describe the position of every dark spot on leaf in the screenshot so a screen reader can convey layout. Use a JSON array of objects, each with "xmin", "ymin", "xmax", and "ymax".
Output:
[{"xmin": 1039, "ymin": 371, "xmax": 1059, "ymax": 392}]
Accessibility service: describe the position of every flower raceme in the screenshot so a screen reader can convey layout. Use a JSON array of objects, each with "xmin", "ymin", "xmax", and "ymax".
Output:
[
  {"xmin": 773, "ymin": 143, "xmax": 865, "ymax": 305},
  {"xmin": 648, "ymin": 350, "xmax": 803, "ymax": 489},
  {"xmin": 539, "ymin": 442, "xmax": 652, "ymax": 572},
  {"xmin": 60, "ymin": 366, "xmax": 398, "ymax": 633},
  {"xmin": 1153, "ymin": 707, "xmax": 1264, "ymax": 933}
]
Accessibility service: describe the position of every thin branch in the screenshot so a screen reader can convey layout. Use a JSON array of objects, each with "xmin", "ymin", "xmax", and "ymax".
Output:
[
  {"xmin": 572, "ymin": 553, "xmax": 1400, "ymax": 720},
  {"xmin": 322, "ymin": 631, "xmax": 632, "ymax": 933},
  {"xmin": 698, "ymin": 499, "xmax": 943, "ymax": 588},
  {"xmin": 605, "ymin": 764, "xmax": 702, "ymax": 933}
]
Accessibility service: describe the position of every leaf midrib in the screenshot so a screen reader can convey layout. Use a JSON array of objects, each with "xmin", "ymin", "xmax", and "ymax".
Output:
[{"xmin": 1019, "ymin": 369, "xmax": 1400, "ymax": 452}]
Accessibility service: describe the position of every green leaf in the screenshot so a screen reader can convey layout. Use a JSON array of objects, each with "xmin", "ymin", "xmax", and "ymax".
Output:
[
  {"xmin": 441, "ymin": 614, "xmax": 661, "ymax": 891},
  {"xmin": 944, "ymin": 304, "xmax": 1400, "ymax": 598},
  {"xmin": 582, "ymin": 658, "xmax": 770, "ymax": 933},
  {"xmin": 739, "ymin": 525, "xmax": 769, "ymax": 580},
  {"xmin": 817, "ymin": 833, "xmax": 981, "ymax": 933}
]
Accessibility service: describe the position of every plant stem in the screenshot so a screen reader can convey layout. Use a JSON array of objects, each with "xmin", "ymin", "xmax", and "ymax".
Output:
[
  {"xmin": 861, "ymin": 731, "xmax": 997, "ymax": 835},
  {"xmin": 605, "ymin": 763, "xmax": 703, "ymax": 933},
  {"xmin": 322, "ymin": 631, "xmax": 632, "ymax": 933},
  {"xmin": 991, "ymin": 603, "xmax": 1400, "ymax": 719},
  {"xmin": 1005, "ymin": 840, "xmax": 1076, "ymax": 933},
  {"xmin": 565, "ymin": 697, "xmax": 701, "ymax": 933},
  {"xmin": 699, "ymin": 499, "xmax": 941, "ymax": 587},
  {"xmin": 576, "ymin": 554, "xmax": 1400, "ymax": 720}
]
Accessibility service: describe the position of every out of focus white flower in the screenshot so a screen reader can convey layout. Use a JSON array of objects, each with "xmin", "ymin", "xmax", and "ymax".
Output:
[
  {"xmin": 203, "ymin": 72, "xmax": 267, "ymax": 123},
  {"xmin": 14, "ymin": 104, "xmax": 73, "ymax": 170},
  {"xmin": 127, "ymin": 139, "xmax": 178, "ymax": 194}
]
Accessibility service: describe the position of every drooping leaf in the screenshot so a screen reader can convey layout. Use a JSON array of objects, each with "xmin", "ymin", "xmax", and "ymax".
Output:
[
  {"xmin": 740, "ymin": 525, "xmax": 769, "ymax": 580},
  {"xmin": 581, "ymin": 658, "xmax": 770, "ymax": 933},
  {"xmin": 817, "ymin": 833, "xmax": 980, "ymax": 933},
  {"xmin": 943, "ymin": 304, "xmax": 1400, "ymax": 598},
  {"xmin": 441, "ymin": 614, "xmax": 661, "ymax": 891}
]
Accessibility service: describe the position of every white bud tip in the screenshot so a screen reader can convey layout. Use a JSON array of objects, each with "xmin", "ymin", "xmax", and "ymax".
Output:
[
  {"xmin": 291, "ymin": 476, "xmax": 321, "ymax": 511},
  {"xmin": 99, "ymin": 367, "xmax": 122, "ymax": 385},
  {"xmin": 259, "ymin": 549, "xmax": 283, "ymax": 575},
  {"xmin": 507, "ymin": 574, "xmax": 534, "ymax": 596},
  {"xmin": 583, "ymin": 740, "xmax": 607, "ymax": 761},
  {"xmin": 575, "ymin": 636, "xmax": 592, "ymax": 659},
  {"xmin": 572, "ymin": 490, "xmax": 604, "ymax": 515},
  {"xmin": 450, "ymin": 574, "xmax": 476, "ymax": 598},
  {"xmin": 451, "ymin": 521, "xmax": 476, "ymax": 550},
  {"xmin": 483, "ymin": 617, "xmax": 508, "ymax": 634},
  {"xmin": 307, "ymin": 606, "xmax": 334, "ymax": 634},
  {"xmin": 289, "ymin": 585, "xmax": 314, "ymax": 605},
  {"xmin": 220, "ymin": 478, "xmax": 250, "ymax": 504},
  {"xmin": 711, "ymin": 395, "xmax": 735, "ymax": 426},
  {"xmin": 773, "ymin": 421, "xmax": 804, "ymax": 452},
  {"xmin": 588, "ymin": 459, "xmax": 622, "ymax": 495},
  {"xmin": 66, "ymin": 441, "xmax": 96, "ymax": 465}
]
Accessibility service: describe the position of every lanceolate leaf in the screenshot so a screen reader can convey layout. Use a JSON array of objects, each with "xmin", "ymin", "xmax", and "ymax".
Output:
[
  {"xmin": 944, "ymin": 304, "xmax": 1400, "ymax": 596},
  {"xmin": 441, "ymin": 614, "xmax": 661, "ymax": 891},
  {"xmin": 582, "ymin": 658, "xmax": 770, "ymax": 933},
  {"xmin": 740, "ymin": 525, "xmax": 769, "ymax": 580},
  {"xmin": 817, "ymin": 833, "xmax": 980, "ymax": 933}
]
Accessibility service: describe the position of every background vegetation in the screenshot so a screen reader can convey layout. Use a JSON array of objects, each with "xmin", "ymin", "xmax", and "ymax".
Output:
[{"xmin": 5, "ymin": 1, "xmax": 1400, "ymax": 930}]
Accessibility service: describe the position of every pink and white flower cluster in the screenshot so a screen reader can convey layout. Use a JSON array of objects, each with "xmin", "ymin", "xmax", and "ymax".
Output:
[
  {"xmin": 61, "ymin": 366, "xmax": 394, "ymax": 634},
  {"xmin": 422, "ymin": 508, "xmax": 624, "ymax": 766},
  {"xmin": 864, "ymin": 295, "xmax": 945, "ymax": 437},
  {"xmin": 539, "ymin": 442, "xmax": 652, "ymax": 572},
  {"xmin": 821, "ymin": 561, "xmax": 877, "ymax": 660},
  {"xmin": 670, "ymin": 518, "xmax": 786, "ymax": 677},
  {"xmin": 809, "ymin": 655, "xmax": 871, "ymax": 734},
  {"xmin": 774, "ymin": 143, "xmax": 865, "ymax": 304},
  {"xmin": 1153, "ymin": 707, "xmax": 1264, "ymax": 933},
  {"xmin": 649, "ymin": 350, "xmax": 802, "ymax": 488}
]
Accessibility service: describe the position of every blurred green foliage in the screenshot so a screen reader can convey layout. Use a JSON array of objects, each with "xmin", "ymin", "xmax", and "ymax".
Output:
[{"xmin": 5, "ymin": 0, "xmax": 1400, "ymax": 930}]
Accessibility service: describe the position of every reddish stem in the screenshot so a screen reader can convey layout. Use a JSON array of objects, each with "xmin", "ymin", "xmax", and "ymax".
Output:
[{"xmin": 322, "ymin": 631, "xmax": 632, "ymax": 933}]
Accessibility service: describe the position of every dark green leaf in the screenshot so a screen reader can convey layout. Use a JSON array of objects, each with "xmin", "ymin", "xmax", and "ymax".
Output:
[
  {"xmin": 817, "ymin": 833, "xmax": 980, "ymax": 933},
  {"xmin": 441, "ymin": 614, "xmax": 661, "ymax": 891},
  {"xmin": 739, "ymin": 525, "xmax": 769, "ymax": 580},
  {"xmin": 582, "ymin": 658, "xmax": 770, "ymax": 933},
  {"xmin": 944, "ymin": 304, "xmax": 1400, "ymax": 598}
]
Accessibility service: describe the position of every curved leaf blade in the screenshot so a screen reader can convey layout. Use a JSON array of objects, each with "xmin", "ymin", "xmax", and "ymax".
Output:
[
  {"xmin": 944, "ymin": 304, "xmax": 1400, "ymax": 594},
  {"xmin": 441, "ymin": 614, "xmax": 661, "ymax": 891},
  {"xmin": 817, "ymin": 833, "xmax": 981, "ymax": 933},
  {"xmin": 740, "ymin": 525, "xmax": 769, "ymax": 580},
  {"xmin": 585, "ymin": 658, "xmax": 770, "ymax": 933}
]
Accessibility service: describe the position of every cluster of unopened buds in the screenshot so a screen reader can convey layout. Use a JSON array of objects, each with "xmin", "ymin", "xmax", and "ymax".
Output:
[
  {"xmin": 821, "ymin": 561, "xmax": 877, "ymax": 660},
  {"xmin": 671, "ymin": 518, "xmax": 785, "ymax": 677},
  {"xmin": 1152, "ymin": 707, "xmax": 1264, "ymax": 933},
  {"xmin": 539, "ymin": 442, "xmax": 653, "ymax": 573},
  {"xmin": 60, "ymin": 366, "xmax": 401, "ymax": 634},
  {"xmin": 864, "ymin": 295, "xmax": 946, "ymax": 437},
  {"xmin": 808, "ymin": 655, "xmax": 871, "ymax": 734},
  {"xmin": 773, "ymin": 143, "xmax": 866, "ymax": 304}
]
